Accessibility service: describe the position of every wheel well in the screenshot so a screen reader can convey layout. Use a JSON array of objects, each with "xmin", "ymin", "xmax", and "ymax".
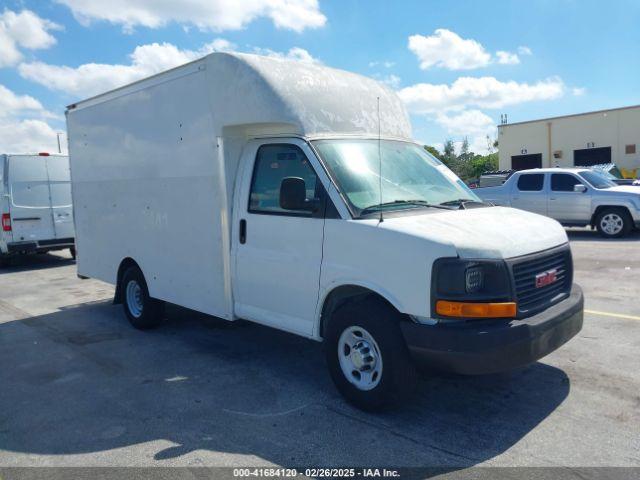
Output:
[
  {"xmin": 591, "ymin": 205, "xmax": 631, "ymax": 226},
  {"xmin": 113, "ymin": 257, "xmax": 140, "ymax": 304},
  {"xmin": 319, "ymin": 285, "xmax": 399, "ymax": 339}
]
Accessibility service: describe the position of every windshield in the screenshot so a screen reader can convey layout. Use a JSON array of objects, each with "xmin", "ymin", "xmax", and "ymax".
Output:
[
  {"xmin": 312, "ymin": 139, "xmax": 480, "ymax": 216},
  {"xmin": 578, "ymin": 170, "xmax": 617, "ymax": 189}
]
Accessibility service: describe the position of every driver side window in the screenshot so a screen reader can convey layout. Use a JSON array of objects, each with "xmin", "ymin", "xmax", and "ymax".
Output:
[
  {"xmin": 551, "ymin": 174, "xmax": 581, "ymax": 192},
  {"xmin": 248, "ymin": 144, "xmax": 320, "ymax": 216}
]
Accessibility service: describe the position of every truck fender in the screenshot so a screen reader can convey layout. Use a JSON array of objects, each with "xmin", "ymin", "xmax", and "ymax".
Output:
[
  {"xmin": 315, "ymin": 281, "xmax": 406, "ymax": 340},
  {"xmin": 590, "ymin": 203, "xmax": 634, "ymax": 226}
]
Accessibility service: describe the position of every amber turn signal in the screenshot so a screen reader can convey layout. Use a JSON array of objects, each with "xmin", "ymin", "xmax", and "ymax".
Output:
[{"xmin": 436, "ymin": 300, "xmax": 517, "ymax": 318}]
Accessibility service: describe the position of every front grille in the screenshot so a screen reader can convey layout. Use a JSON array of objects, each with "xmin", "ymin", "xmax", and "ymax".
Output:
[{"xmin": 511, "ymin": 247, "xmax": 572, "ymax": 315}]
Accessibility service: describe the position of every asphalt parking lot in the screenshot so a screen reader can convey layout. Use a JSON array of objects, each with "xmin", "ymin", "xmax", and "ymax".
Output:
[{"xmin": 0, "ymin": 229, "xmax": 639, "ymax": 471}]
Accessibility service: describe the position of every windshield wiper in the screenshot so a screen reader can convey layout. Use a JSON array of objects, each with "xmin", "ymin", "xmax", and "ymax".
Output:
[
  {"xmin": 439, "ymin": 198, "xmax": 489, "ymax": 209},
  {"xmin": 359, "ymin": 199, "xmax": 454, "ymax": 216}
]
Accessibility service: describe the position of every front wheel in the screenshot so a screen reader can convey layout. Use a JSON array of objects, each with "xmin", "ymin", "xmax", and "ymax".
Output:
[
  {"xmin": 121, "ymin": 266, "xmax": 164, "ymax": 329},
  {"xmin": 324, "ymin": 298, "xmax": 417, "ymax": 411},
  {"xmin": 595, "ymin": 208, "xmax": 632, "ymax": 238}
]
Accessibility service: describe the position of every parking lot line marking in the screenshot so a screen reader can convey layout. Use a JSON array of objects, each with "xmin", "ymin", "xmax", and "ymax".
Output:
[{"xmin": 585, "ymin": 309, "xmax": 640, "ymax": 321}]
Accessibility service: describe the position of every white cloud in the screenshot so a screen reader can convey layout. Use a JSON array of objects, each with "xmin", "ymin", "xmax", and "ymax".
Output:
[
  {"xmin": 56, "ymin": 0, "xmax": 326, "ymax": 33},
  {"xmin": 572, "ymin": 87, "xmax": 587, "ymax": 96},
  {"xmin": 0, "ymin": 119, "xmax": 65, "ymax": 153},
  {"xmin": 496, "ymin": 50, "xmax": 520, "ymax": 65},
  {"xmin": 19, "ymin": 40, "xmax": 239, "ymax": 98},
  {"xmin": 435, "ymin": 110, "xmax": 497, "ymax": 155},
  {"xmin": 372, "ymin": 73, "xmax": 401, "ymax": 89},
  {"xmin": 408, "ymin": 29, "xmax": 491, "ymax": 70},
  {"xmin": 518, "ymin": 46, "xmax": 533, "ymax": 56},
  {"xmin": 0, "ymin": 84, "xmax": 62, "ymax": 153},
  {"xmin": 0, "ymin": 84, "xmax": 56, "ymax": 119},
  {"xmin": 205, "ymin": 38, "xmax": 236, "ymax": 52},
  {"xmin": 252, "ymin": 46, "xmax": 320, "ymax": 64},
  {"xmin": 435, "ymin": 109, "xmax": 495, "ymax": 137},
  {"xmin": 368, "ymin": 60, "xmax": 395, "ymax": 68},
  {"xmin": 0, "ymin": 9, "xmax": 62, "ymax": 67},
  {"xmin": 408, "ymin": 29, "xmax": 534, "ymax": 70},
  {"xmin": 398, "ymin": 76, "xmax": 565, "ymax": 114}
]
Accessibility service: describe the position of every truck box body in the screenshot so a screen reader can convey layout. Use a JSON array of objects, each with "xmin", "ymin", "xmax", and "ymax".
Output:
[
  {"xmin": 67, "ymin": 53, "xmax": 410, "ymax": 320},
  {"xmin": 1, "ymin": 153, "xmax": 74, "ymax": 258}
]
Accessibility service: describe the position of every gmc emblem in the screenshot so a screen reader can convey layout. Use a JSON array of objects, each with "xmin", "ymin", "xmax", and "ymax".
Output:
[{"xmin": 535, "ymin": 269, "xmax": 558, "ymax": 288}]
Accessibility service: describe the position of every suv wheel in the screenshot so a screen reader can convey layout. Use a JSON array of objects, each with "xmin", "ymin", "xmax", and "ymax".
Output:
[
  {"xmin": 596, "ymin": 208, "xmax": 632, "ymax": 238},
  {"xmin": 325, "ymin": 297, "xmax": 417, "ymax": 411},
  {"xmin": 121, "ymin": 266, "xmax": 164, "ymax": 329}
]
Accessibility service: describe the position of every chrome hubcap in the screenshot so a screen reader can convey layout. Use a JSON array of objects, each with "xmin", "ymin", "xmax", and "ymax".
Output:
[
  {"xmin": 125, "ymin": 280, "xmax": 143, "ymax": 318},
  {"xmin": 338, "ymin": 326, "xmax": 383, "ymax": 391},
  {"xmin": 601, "ymin": 214, "xmax": 623, "ymax": 235}
]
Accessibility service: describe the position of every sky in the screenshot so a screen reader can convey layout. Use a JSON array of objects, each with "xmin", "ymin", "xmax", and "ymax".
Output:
[{"xmin": 1, "ymin": 0, "xmax": 639, "ymax": 155}]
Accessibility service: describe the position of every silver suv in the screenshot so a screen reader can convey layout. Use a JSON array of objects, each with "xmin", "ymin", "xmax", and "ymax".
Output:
[{"xmin": 476, "ymin": 168, "xmax": 640, "ymax": 238}]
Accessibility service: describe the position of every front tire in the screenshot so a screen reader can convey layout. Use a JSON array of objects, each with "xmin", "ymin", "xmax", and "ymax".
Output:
[
  {"xmin": 325, "ymin": 298, "xmax": 417, "ymax": 411},
  {"xmin": 121, "ymin": 266, "xmax": 164, "ymax": 329},
  {"xmin": 595, "ymin": 208, "xmax": 632, "ymax": 238}
]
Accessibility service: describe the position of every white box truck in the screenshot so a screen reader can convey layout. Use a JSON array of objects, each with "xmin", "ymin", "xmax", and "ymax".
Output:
[
  {"xmin": 1, "ymin": 153, "xmax": 75, "ymax": 266},
  {"xmin": 67, "ymin": 53, "xmax": 583, "ymax": 410}
]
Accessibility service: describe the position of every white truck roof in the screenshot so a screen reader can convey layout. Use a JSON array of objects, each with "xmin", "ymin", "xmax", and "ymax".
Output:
[{"xmin": 67, "ymin": 52, "xmax": 412, "ymax": 140}]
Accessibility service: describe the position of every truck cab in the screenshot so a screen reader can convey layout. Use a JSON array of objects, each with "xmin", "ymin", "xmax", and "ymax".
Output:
[{"xmin": 1, "ymin": 153, "xmax": 75, "ymax": 265}]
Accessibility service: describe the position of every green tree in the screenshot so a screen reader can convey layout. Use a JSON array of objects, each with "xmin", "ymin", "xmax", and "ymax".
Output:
[
  {"xmin": 459, "ymin": 137, "xmax": 470, "ymax": 160},
  {"xmin": 423, "ymin": 145, "xmax": 443, "ymax": 161},
  {"xmin": 442, "ymin": 139, "xmax": 456, "ymax": 168},
  {"xmin": 431, "ymin": 137, "xmax": 499, "ymax": 182}
]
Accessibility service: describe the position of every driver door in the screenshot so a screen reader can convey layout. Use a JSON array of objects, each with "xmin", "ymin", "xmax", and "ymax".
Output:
[
  {"xmin": 548, "ymin": 173, "xmax": 592, "ymax": 222},
  {"xmin": 233, "ymin": 139, "xmax": 329, "ymax": 337}
]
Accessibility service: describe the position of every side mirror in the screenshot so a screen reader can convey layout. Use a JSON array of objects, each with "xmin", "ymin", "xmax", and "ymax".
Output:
[
  {"xmin": 573, "ymin": 184, "xmax": 587, "ymax": 193},
  {"xmin": 280, "ymin": 177, "xmax": 308, "ymax": 210}
]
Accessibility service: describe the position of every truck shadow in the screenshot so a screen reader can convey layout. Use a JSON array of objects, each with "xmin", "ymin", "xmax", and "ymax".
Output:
[
  {"xmin": 566, "ymin": 228, "xmax": 640, "ymax": 242},
  {"xmin": 0, "ymin": 252, "xmax": 74, "ymax": 273},
  {"xmin": 0, "ymin": 300, "xmax": 570, "ymax": 468}
]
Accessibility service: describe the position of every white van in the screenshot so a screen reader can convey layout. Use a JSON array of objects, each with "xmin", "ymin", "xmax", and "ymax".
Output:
[
  {"xmin": 1, "ymin": 153, "xmax": 75, "ymax": 265},
  {"xmin": 67, "ymin": 53, "xmax": 583, "ymax": 410}
]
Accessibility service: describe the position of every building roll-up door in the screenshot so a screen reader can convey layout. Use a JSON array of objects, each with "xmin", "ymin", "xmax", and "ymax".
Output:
[
  {"xmin": 574, "ymin": 147, "xmax": 612, "ymax": 166},
  {"xmin": 511, "ymin": 153, "xmax": 542, "ymax": 170}
]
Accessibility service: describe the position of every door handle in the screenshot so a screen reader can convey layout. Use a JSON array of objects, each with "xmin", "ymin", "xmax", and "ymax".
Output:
[{"xmin": 239, "ymin": 219, "xmax": 247, "ymax": 244}]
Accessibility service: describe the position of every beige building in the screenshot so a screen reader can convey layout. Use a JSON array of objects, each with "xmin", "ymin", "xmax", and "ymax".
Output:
[{"xmin": 498, "ymin": 104, "xmax": 640, "ymax": 178}]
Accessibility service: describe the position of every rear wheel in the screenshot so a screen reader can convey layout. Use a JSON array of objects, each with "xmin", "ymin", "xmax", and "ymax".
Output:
[
  {"xmin": 324, "ymin": 297, "xmax": 417, "ymax": 411},
  {"xmin": 121, "ymin": 266, "xmax": 164, "ymax": 329},
  {"xmin": 595, "ymin": 208, "xmax": 632, "ymax": 238}
]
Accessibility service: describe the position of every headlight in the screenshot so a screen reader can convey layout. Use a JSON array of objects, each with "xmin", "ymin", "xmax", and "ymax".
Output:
[
  {"xmin": 465, "ymin": 264, "xmax": 484, "ymax": 293},
  {"xmin": 431, "ymin": 258, "xmax": 514, "ymax": 319}
]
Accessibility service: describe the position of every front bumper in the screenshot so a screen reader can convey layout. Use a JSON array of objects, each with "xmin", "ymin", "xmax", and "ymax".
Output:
[{"xmin": 401, "ymin": 284, "xmax": 584, "ymax": 375}]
